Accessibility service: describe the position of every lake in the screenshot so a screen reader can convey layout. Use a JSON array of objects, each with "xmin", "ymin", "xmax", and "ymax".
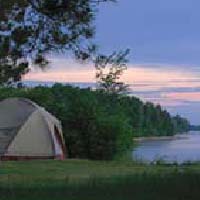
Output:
[{"xmin": 132, "ymin": 131, "xmax": 200, "ymax": 164}]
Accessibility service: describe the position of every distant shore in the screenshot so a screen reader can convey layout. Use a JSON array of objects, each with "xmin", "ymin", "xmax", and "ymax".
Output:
[{"xmin": 133, "ymin": 134, "xmax": 189, "ymax": 142}]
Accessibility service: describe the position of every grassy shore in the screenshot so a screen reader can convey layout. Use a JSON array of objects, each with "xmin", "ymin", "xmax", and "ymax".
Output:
[{"xmin": 0, "ymin": 159, "xmax": 200, "ymax": 200}]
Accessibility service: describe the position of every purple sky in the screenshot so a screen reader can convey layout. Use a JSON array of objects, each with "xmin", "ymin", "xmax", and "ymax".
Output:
[{"xmin": 26, "ymin": 0, "xmax": 200, "ymax": 125}]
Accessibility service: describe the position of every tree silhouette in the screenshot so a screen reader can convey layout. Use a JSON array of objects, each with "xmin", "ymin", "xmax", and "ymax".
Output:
[
  {"xmin": 95, "ymin": 49, "xmax": 130, "ymax": 94},
  {"xmin": 0, "ymin": 0, "xmax": 114, "ymax": 84}
]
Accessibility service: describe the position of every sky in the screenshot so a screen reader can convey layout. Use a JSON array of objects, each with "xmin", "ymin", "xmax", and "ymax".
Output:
[{"xmin": 25, "ymin": 0, "xmax": 200, "ymax": 125}]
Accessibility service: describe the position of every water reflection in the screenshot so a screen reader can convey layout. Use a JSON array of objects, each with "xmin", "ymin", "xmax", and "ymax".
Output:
[{"xmin": 132, "ymin": 131, "xmax": 200, "ymax": 163}]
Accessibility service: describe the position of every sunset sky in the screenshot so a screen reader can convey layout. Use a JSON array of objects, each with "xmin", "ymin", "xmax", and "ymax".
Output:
[{"xmin": 24, "ymin": 0, "xmax": 200, "ymax": 125}]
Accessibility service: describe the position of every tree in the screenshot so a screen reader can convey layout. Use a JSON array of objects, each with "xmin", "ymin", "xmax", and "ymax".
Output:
[
  {"xmin": 95, "ymin": 49, "xmax": 130, "ymax": 94},
  {"xmin": 0, "ymin": 0, "xmax": 115, "ymax": 85}
]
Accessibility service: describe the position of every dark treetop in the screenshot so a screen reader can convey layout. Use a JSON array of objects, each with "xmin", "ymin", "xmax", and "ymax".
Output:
[{"xmin": 0, "ymin": 0, "xmax": 114, "ymax": 84}]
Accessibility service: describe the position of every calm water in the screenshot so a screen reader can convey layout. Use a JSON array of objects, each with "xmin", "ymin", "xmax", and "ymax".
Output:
[{"xmin": 132, "ymin": 131, "xmax": 200, "ymax": 163}]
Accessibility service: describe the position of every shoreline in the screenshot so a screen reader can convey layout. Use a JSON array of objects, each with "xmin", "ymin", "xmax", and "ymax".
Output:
[{"xmin": 133, "ymin": 134, "xmax": 189, "ymax": 142}]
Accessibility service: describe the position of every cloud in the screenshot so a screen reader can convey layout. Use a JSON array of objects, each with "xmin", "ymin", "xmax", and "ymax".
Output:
[
  {"xmin": 24, "ymin": 60, "xmax": 200, "ymax": 124},
  {"xmin": 162, "ymin": 92, "xmax": 200, "ymax": 102},
  {"xmin": 25, "ymin": 60, "xmax": 200, "ymax": 84}
]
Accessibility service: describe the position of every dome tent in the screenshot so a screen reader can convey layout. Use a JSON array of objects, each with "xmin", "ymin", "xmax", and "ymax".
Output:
[{"xmin": 0, "ymin": 98, "xmax": 66, "ymax": 160}]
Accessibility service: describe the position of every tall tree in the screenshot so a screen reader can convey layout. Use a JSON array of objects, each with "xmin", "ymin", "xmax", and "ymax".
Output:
[{"xmin": 0, "ymin": 0, "xmax": 114, "ymax": 85}]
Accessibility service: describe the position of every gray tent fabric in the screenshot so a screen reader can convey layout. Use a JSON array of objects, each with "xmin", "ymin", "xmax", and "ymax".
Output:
[
  {"xmin": 0, "ymin": 98, "xmax": 36, "ymax": 127},
  {"xmin": 0, "ymin": 98, "xmax": 66, "ymax": 160},
  {"xmin": 0, "ymin": 98, "xmax": 37, "ymax": 154},
  {"xmin": 0, "ymin": 127, "xmax": 20, "ymax": 154}
]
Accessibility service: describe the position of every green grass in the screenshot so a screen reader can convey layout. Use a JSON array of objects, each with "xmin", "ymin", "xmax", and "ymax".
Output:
[{"xmin": 0, "ymin": 159, "xmax": 200, "ymax": 199}]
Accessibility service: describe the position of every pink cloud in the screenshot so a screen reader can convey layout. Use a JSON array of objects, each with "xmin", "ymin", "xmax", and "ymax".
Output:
[{"xmin": 163, "ymin": 92, "xmax": 200, "ymax": 102}]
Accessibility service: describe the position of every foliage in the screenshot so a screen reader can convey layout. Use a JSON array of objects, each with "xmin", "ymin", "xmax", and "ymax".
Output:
[
  {"xmin": 0, "ymin": 0, "xmax": 114, "ymax": 84},
  {"xmin": 95, "ymin": 49, "xmax": 130, "ymax": 94},
  {"xmin": 172, "ymin": 115, "xmax": 190, "ymax": 133},
  {"xmin": 189, "ymin": 125, "xmax": 200, "ymax": 131},
  {"xmin": 0, "ymin": 84, "xmax": 190, "ymax": 160}
]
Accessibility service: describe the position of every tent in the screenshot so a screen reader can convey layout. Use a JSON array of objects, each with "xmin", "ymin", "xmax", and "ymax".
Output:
[{"xmin": 0, "ymin": 98, "xmax": 66, "ymax": 160}]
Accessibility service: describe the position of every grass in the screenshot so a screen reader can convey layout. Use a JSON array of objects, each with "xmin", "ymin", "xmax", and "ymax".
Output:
[{"xmin": 0, "ymin": 159, "xmax": 200, "ymax": 199}]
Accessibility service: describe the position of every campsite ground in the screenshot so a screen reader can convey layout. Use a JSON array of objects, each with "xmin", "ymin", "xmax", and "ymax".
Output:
[{"xmin": 0, "ymin": 159, "xmax": 200, "ymax": 200}]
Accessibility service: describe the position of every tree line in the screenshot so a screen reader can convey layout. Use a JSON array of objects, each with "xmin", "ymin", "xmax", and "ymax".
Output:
[{"xmin": 0, "ymin": 84, "xmax": 190, "ymax": 160}]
